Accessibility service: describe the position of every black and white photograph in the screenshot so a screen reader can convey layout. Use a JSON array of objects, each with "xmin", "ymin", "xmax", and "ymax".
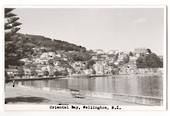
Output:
[{"xmin": 4, "ymin": 6, "xmax": 167, "ymax": 110}]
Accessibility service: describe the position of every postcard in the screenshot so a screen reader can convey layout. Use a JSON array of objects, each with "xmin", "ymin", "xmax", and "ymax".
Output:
[{"xmin": 4, "ymin": 6, "xmax": 167, "ymax": 111}]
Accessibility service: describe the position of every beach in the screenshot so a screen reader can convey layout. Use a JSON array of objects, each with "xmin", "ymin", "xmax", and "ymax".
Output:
[{"xmin": 5, "ymin": 83, "xmax": 141, "ymax": 105}]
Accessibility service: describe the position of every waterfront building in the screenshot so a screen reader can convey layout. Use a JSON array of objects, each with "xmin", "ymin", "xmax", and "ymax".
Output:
[
  {"xmin": 36, "ymin": 69, "xmax": 44, "ymax": 77},
  {"xmin": 23, "ymin": 68, "xmax": 32, "ymax": 77},
  {"xmin": 6, "ymin": 68, "xmax": 18, "ymax": 77},
  {"xmin": 93, "ymin": 61, "xmax": 105, "ymax": 75}
]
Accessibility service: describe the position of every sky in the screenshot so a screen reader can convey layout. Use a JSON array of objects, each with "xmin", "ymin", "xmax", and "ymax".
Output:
[{"xmin": 13, "ymin": 8, "xmax": 164, "ymax": 55}]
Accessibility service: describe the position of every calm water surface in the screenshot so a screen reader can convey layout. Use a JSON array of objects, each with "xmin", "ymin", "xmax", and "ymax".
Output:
[{"xmin": 16, "ymin": 75, "xmax": 163, "ymax": 98}]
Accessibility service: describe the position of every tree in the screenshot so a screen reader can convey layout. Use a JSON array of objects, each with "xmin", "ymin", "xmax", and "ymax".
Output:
[
  {"xmin": 5, "ymin": 8, "xmax": 22, "ymax": 81},
  {"xmin": 112, "ymin": 53, "xmax": 119, "ymax": 61},
  {"xmin": 108, "ymin": 63, "xmax": 118, "ymax": 68},
  {"xmin": 86, "ymin": 60, "xmax": 95, "ymax": 69},
  {"xmin": 54, "ymin": 70, "xmax": 68, "ymax": 76},
  {"xmin": 5, "ymin": 8, "xmax": 22, "ymax": 67},
  {"xmin": 54, "ymin": 70, "xmax": 62, "ymax": 76},
  {"xmin": 145, "ymin": 53, "xmax": 163, "ymax": 68},
  {"xmin": 129, "ymin": 51, "xmax": 134, "ymax": 56},
  {"xmin": 44, "ymin": 71, "xmax": 49, "ymax": 76},
  {"xmin": 69, "ymin": 51, "xmax": 92, "ymax": 61},
  {"xmin": 5, "ymin": 8, "xmax": 21, "ymax": 38},
  {"xmin": 136, "ymin": 53, "xmax": 163, "ymax": 68},
  {"xmin": 123, "ymin": 54, "xmax": 129, "ymax": 64},
  {"xmin": 146, "ymin": 48, "xmax": 152, "ymax": 54}
]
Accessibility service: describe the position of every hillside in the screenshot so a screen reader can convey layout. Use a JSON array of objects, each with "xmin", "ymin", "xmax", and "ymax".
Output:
[
  {"xmin": 11, "ymin": 33, "xmax": 86, "ymax": 51},
  {"xmin": 5, "ymin": 33, "xmax": 90, "ymax": 67}
]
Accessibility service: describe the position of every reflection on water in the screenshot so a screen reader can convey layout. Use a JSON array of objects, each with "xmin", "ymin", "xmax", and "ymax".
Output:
[{"xmin": 16, "ymin": 75, "xmax": 162, "ymax": 98}]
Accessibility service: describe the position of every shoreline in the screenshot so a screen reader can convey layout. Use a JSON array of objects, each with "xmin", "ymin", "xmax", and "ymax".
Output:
[{"xmin": 6, "ymin": 73, "xmax": 162, "ymax": 82}]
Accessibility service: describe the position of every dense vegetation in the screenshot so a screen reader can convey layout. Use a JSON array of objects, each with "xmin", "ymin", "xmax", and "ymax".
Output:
[
  {"xmin": 18, "ymin": 34, "xmax": 87, "ymax": 52},
  {"xmin": 5, "ymin": 8, "xmax": 22, "ymax": 68},
  {"xmin": 136, "ymin": 53, "xmax": 163, "ymax": 68}
]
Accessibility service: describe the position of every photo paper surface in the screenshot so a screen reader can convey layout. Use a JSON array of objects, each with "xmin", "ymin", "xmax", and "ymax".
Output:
[{"xmin": 4, "ymin": 6, "xmax": 167, "ymax": 111}]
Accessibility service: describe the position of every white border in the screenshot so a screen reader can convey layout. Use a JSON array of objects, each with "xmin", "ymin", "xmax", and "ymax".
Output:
[
  {"xmin": 2, "ymin": 5, "xmax": 167, "ymax": 111},
  {"xmin": 3, "ymin": 5, "xmax": 166, "ymax": 8}
]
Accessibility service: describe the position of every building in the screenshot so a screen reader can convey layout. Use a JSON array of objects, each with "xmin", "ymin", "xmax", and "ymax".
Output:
[
  {"xmin": 94, "ymin": 49, "xmax": 105, "ymax": 54},
  {"xmin": 36, "ymin": 69, "xmax": 44, "ymax": 77},
  {"xmin": 23, "ymin": 68, "xmax": 32, "ymax": 77},
  {"xmin": 40, "ymin": 52, "xmax": 56, "ymax": 59},
  {"xmin": 118, "ymin": 55, "xmax": 138, "ymax": 74},
  {"xmin": 6, "ymin": 69, "xmax": 18, "ymax": 77},
  {"xmin": 91, "ymin": 55, "xmax": 98, "ymax": 60},
  {"xmin": 6, "ymin": 66, "xmax": 19, "ymax": 77},
  {"xmin": 134, "ymin": 48, "xmax": 150, "ymax": 57},
  {"xmin": 93, "ymin": 61, "xmax": 105, "ymax": 75}
]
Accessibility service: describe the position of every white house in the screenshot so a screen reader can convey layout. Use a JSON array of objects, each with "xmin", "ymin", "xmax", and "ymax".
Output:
[{"xmin": 93, "ymin": 61, "xmax": 105, "ymax": 75}]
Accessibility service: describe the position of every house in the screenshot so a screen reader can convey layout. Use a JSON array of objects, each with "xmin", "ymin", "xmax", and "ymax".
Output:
[
  {"xmin": 36, "ymin": 69, "xmax": 44, "ymax": 77},
  {"xmin": 107, "ymin": 50, "xmax": 119, "ymax": 55},
  {"xmin": 67, "ymin": 68, "xmax": 74, "ymax": 75},
  {"xmin": 6, "ymin": 66, "xmax": 19, "ymax": 77},
  {"xmin": 118, "ymin": 61, "xmax": 137, "ymax": 74},
  {"xmin": 94, "ymin": 49, "xmax": 105, "ymax": 54},
  {"xmin": 104, "ymin": 66, "xmax": 113, "ymax": 75},
  {"xmin": 99, "ymin": 54, "xmax": 109, "ymax": 60},
  {"xmin": 134, "ymin": 48, "xmax": 149, "ymax": 57},
  {"xmin": 83, "ymin": 69, "xmax": 93, "ymax": 75},
  {"xmin": 93, "ymin": 61, "xmax": 105, "ymax": 75},
  {"xmin": 23, "ymin": 68, "xmax": 32, "ymax": 77},
  {"xmin": 91, "ymin": 55, "xmax": 98, "ymax": 60},
  {"xmin": 71, "ymin": 61, "xmax": 86, "ymax": 74},
  {"xmin": 33, "ymin": 58, "xmax": 42, "ymax": 64},
  {"xmin": 54, "ymin": 61, "xmax": 61, "ymax": 66},
  {"xmin": 129, "ymin": 56, "xmax": 138, "ymax": 62},
  {"xmin": 19, "ymin": 58, "xmax": 32, "ymax": 65},
  {"xmin": 40, "ymin": 52, "xmax": 56, "ymax": 59},
  {"xmin": 56, "ymin": 53, "xmax": 61, "ymax": 58},
  {"xmin": 6, "ymin": 68, "xmax": 18, "ymax": 77}
]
